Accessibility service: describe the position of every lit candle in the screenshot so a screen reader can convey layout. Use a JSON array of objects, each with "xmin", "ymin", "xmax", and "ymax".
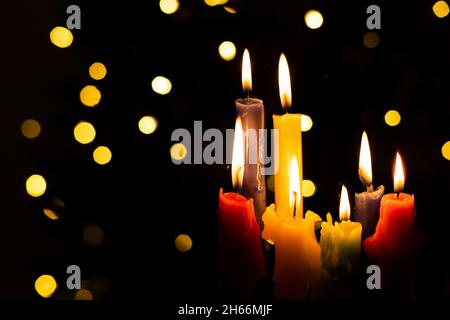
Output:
[
  {"xmin": 354, "ymin": 131, "xmax": 385, "ymax": 239},
  {"xmin": 217, "ymin": 117, "xmax": 266, "ymax": 300},
  {"xmin": 235, "ymin": 49, "xmax": 266, "ymax": 227}
]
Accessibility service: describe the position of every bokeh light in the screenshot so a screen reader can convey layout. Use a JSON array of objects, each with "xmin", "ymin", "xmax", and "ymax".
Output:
[
  {"xmin": 160, "ymin": 0, "xmax": 179, "ymax": 14},
  {"xmin": 384, "ymin": 110, "xmax": 401, "ymax": 127},
  {"xmin": 151, "ymin": 76, "xmax": 172, "ymax": 95},
  {"xmin": 75, "ymin": 289, "xmax": 94, "ymax": 300},
  {"xmin": 138, "ymin": 116, "xmax": 158, "ymax": 135},
  {"xmin": 21, "ymin": 119, "xmax": 41, "ymax": 139},
  {"xmin": 363, "ymin": 32, "xmax": 380, "ymax": 49},
  {"xmin": 304, "ymin": 10, "xmax": 324, "ymax": 29},
  {"xmin": 218, "ymin": 41, "xmax": 236, "ymax": 61},
  {"xmin": 441, "ymin": 141, "xmax": 450, "ymax": 160},
  {"xmin": 93, "ymin": 146, "xmax": 112, "ymax": 165},
  {"xmin": 80, "ymin": 85, "xmax": 101, "ymax": 107},
  {"xmin": 83, "ymin": 225, "xmax": 105, "ymax": 247},
  {"xmin": 43, "ymin": 208, "xmax": 59, "ymax": 220},
  {"xmin": 301, "ymin": 115, "xmax": 313, "ymax": 132},
  {"xmin": 26, "ymin": 174, "xmax": 47, "ymax": 197},
  {"xmin": 170, "ymin": 143, "xmax": 187, "ymax": 161},
  {"xmin": 35, "ymin": 275, "xmax": 57, "ymax": 298},
  {"xmin": 204, "ymin": 0, "xmax": 228, "ymax": 6},
  {"xmin": 74, "ymin": 121, "xmax": 96, "ymax": 144},
  {"xmin": 224, "ymin": 6, "xmax": 236, "ymax": 14},
  {"xmin": 89, "ymin": 62, "xmax": 107, "ymax": 80},
  {"xmin": 302, "ymin": 179, "xmax": 316, "ymax": 197},
  {"xmin": 49, "ymin": 26, "xmax": 73, "ymax": 48},
  {"xmin": 433, "ymin": 1, "xmax": 450, "ymax": 18},
  {"xmin": 175, "ymin": 234, "xmax": 193, "ymax": 252}
]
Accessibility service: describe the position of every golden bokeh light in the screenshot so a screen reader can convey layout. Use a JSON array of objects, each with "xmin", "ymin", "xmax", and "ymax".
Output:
[
  {"xmin": 26, "ymin": 174, "xmax": 47, "ymax": 197},
  {"xmin": 43, "ymin": 208, "xmax": 59, "ymax": 220},
  {"xmin": 83, "ymin": 225, "xmax": 105, "ymax": 247},
  {"xmin": 21, "ymin": 119, "xmax": 41, "ymax": 139},
  {"xmin": 384, "ymin": 110, "xmax": 401, "ymax": 127},
  {"xmin": 175, "ymin": 234, "xmax": 193, "ymax": 252},
  {"xmin": 74, "ymin": 121, "xmax": 96, "ymax": 144},
  {"xmin": 170, "ymin": 143, "xmax": 187, "ymax": 161},
  {"xmin": 160, "ymin": 0, "xmax": 179, "ymax": 14},
  {"xmin": 80, "ymin": 85, "xmax": 101, "ymax": 107},
  {"xmin": 302, "ymin": 179, "xmax": 316, "ymax": 197},
  {"xmin": 75, "ymin": 289, "xmax": 94, "ymax": 300},
  {"xmin": 93, "ymin": 146, "xmax": 112, "ymax": 165},
  {"xmin": 138, "ymin": 116, "xmax": 158, "ymax": 135},
  {"xmin": 151, "ymin": 76, "xmax": 172, "ymax": 95},
  {"xmin": 301, "ymin": 115, "xmax": 313, "ymax": 132},
  {"xmin": 49, "ymin": 26, "xmax": 73, "ymax": 48},
  {"xmin": 224, "ymin": 6, "xmax": 236, "ymax": 14},
  {"xmin": 441, "ymin": 141, "xmax": 450, "ymax": 160},
  {"xmin": 218, "ymin": 41, "xmax": 236, "ymax": 61},
  {"xmin": 363, "ymin": 32, "xmax": 380, "ymax": 49},
  {"xmin": 89, "ymin": 62, "xmax": 107, "ymax": 80},
  {"xmin": 305, "ymin": 10, "xmax": 324, "ymax": 29},
  {"xmin": 35, "ymin": 275, "xmax": 57, "ymax": 298},
  {"xmin": 204, "ymin": 0, "xmax": 228, "ymax": 6},
  {"xmin": 433, "ymin": 1, "xmax": 450, "ymax": 18}
]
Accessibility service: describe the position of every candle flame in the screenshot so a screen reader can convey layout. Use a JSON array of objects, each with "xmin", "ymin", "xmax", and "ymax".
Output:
[
  {"xmin": 278, "ymin": 53, "xmax": 292, "ymax": 112},
  {"xmin": 289, "ymin": 157, "xmax": 301, "ymax": 217},
  {"xmin": 241, "ymin": 49, "xmax": 252, "ymax": 93},
  {"xmin": 393, "ymin": 152, "xmax": 405, "ymax": 193},
  {"xmin": 339, "ymin": 184, "xmax": 351, "ymax": 221},
  {"xmin": 358, "ymin": 131, "xmax": 373, "ymax": 186},
  {"xmin": 232, "ymin": 117, "xmax": 245, "ymax": 192}
]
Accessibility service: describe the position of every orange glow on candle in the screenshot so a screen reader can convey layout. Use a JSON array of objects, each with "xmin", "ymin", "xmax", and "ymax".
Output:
[
  {"xmin": 241, "ymin": 49, "xmax": 252, "ymax": 93},
  {"xmin": 232, "ymin": 117, "xmax": 245, "ymax": 191},
  {"xmin": 393, "ymin": 152, "xmax": 405, "ymax": 193},
  {"xmin": 339, "ymin": 184, "xmax": 351, "ymax": 221},
  {"xmin": 359, "ymin": 131, "xmax": 373, "ymax": 186},
  {"xmin": 278, "ymin": 53, "xmax": 292, "ymax": 112}
]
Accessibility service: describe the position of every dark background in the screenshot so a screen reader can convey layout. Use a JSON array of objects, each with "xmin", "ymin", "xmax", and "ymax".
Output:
[{"xmin": 1, "ymin": 0, "xmax": 449, "ymax": 305}]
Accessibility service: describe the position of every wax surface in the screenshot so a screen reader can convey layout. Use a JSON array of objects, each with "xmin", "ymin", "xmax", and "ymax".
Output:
[{"xmin": 354, "ymin": 185, "xmax": 385, "ymax": 239}]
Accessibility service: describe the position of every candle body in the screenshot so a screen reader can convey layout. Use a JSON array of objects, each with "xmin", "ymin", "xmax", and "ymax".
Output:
[
  {"xmin": 354, "ymin": 185, "xmax": 385, "ymax": 239},
  {"xmin": 217, "ymin": 189, "xmax": 266, "ymax": 300},
  {"xmin": 235, "ymin": 98, "xmax": 266, "ymax": 227},
  {"xmin": 273, "ymin": 114, "xmax": 303, "ymax": 218}
]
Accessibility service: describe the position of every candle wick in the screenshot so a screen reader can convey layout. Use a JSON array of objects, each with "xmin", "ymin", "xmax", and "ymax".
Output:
[
  {"xmin": 293, "ymin": 191, "xmax": 297, "ymax": 218},
  {"xmin": 396, "ymin": 192, "xmax": 400, "ymax": 199},
  {"xmin": 366, "ymin": 184, "xmax": 374, "ymax": 192}
]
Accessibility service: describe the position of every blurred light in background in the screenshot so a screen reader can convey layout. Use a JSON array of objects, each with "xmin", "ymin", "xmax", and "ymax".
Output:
[
  {"xmin": 26, "ymin": 174, "xmax": 47, "ymax": 197},
  {"xmin": 35, "ymin": 275, "xmax": 57, "ymax": 298},
  {"xmin": 21, "ymin": 119, "xmax": 41, "ymax": 139},
  {"xmin": 74, "ymin": 121, "xmax": 96, "ymax": 144},
  {"xmin": 43, "ymin": 208, "xmax": 59, "ymax": 220},
  {"xmin": 93, "ymin": 146, "xmax": 112, "ymax": 165},
  {"xmin": 80, "ymin": 85, "xmax": 101, "ymax": 107},
  {"xmin": 384, "ymin": 110, "xmax": 401, "ymax": 126},
  {"xmin": 442, "ymin": 141, "xmax": 450, "ymax": 160},
  {"xmin": 301, "ymin": 115, "xmax": 313, "ymax": 132},
  {"xmin": 83, "ymin": 225, "xmax": 105, "ymax": 247},
  {"xmin": 433, "ymin": 1, "xmax": 450, "ymax": 18},
  {"xmin": 175, "ymin": 234, "xmax": 193, "ymax": 252},
  {"xmin": 363, "ymin": 32, "xmax": 380, "ymax": 49},
  {"xmin": 204, "ymin": 0, "xmax": 228, "ymax": 6},
  {"xmin": 49, "ymin": 26, "xmax": 73, "ymax": 48},
  {"xmin": 218, "ymin": 41, "xmax": 236, "ymax": 61},
  {"xmin": 302, "ymin": 179, "xmax": 316, "ymax": 197},
  {"xmin": 74, "ymin": 289, "xmax": 94, "ymax": 300},
  {"xmin": 151, "ymin": 76, "xmax": 172, "ymax": 95},
  {"xmin": 170, "ymin": 143, "xmax": 187, "ymax": 161},
  {"xmin": 89, "ymin": 62, "xmax": 107, "ymax": 80},
  {"xmin": 304, "ymin": 10, "xmax": 324, "ymax": 29},
  {"xmin": 224, "ymin": 6, "xmax": 236, "ymax": 14},
  {"xmin": 160, "ymin": 0, "xmax": 179, "ymax": 14},
  {"xmin": 138, "ymin": 116, "xmax": 158, "ymax": 135}
]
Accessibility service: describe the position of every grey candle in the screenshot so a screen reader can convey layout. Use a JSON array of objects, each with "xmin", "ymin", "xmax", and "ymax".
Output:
[
  {"xmin": 235, "ymin": 49, "xmax": 266, "ymax": 228},
  {"xmin": 354, "ymin": 131, "xmax": 384, "ymax": 239}
]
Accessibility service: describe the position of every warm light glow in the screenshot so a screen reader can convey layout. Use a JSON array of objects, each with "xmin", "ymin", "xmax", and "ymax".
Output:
[
  {"xmin": 302, "ymin": 179, "xmax": 316, "ymax": 197},
  {"xmin": 49, "ymin": 26, "xmax": 73, "ymax": 48},
  {"xmin": 224, "ymin": 6, "xmax": 236, "ymax": 14},
  {"xmin": 75, "ymin": 289, "xmax": 94, "ymax": 300},
  {"xmin": 204, "ymin": 0, "xmax": 228, "ymax": 6},
  {"xmin": 393, "ymin": 152, "xmax": 405, "ymax": 193},
  {"xmin": 289, "ymin": 157, "xmax": 301, "ymax": 217},
  {"xmin": 93, "ymin": 146, "xmax": 112, "ymax": 165},
  {"xmin": 433, "ymin": 1, "xmax": 450, "ymax": 18},
  {"xmin": 43, "ymin": 208, "xmax": 59, "ymax": 220},
  {"xmin": 363, "ymin": 32, "xmax": 380, "ymax": 49},
  {"xmin": 89, "ymin": 62, "xmax": 107, "ymax": 80},
  {"xmin": 138, "ymin": 116, "xmax": 158, "ymax": 134},
  {"xmin": 80, "ymin": 85, "xmax": 101, "ymax": 107},
  {"xmin": 442, "ymin": 141, "xmax": 450, "ymax": 160},
  {"xmin": 339, "ymin": 184, "xmax": 351, "ymax": 221},
  {"xmin": 242, "ymin": 49, "xmax": 252, "ymax": 92},
  {"xmin": 26, "ymin": 174, "xmax": 47, "ymax": 197},
  {"xmin": 305, "ymin": 10, "xmax": 324, "ymax": 29},
  {"xmin": 83, "ymin": 225, "xmax": 104, "ymax": 247},
  {"xmin": 301, "ymin": 115, "xmax": 313, "ymax": 132},
  {"xmin": 21, "ymin": 119, "xmax": 41, "ymax": 139},
  {"xmin": 384, "ymin": 110, "xmax": 401, "ymax": 126},
  {"xmin": 35, "ymin": 275, "xmax": 57, "ymax": 298},
  {"xmin": 278, "ymin": 53, "xmax": 292, "ymax": 112},
  {"xmin": 218, "ymin": 41, "xmax": 236, "ymax": 61},
  {"xmin": 359, "ymin": 131, "xmax": 373, "ymax": 185},
  {"xmin": 74, "ymin": 121, "xmax": 96, "ymax": 144},
  {"xmin": 170, "ymin": 143, "xmax": 187, "ymax": 160},
  {"xmin": 231, "ymin": 117, "xmax": 244, "ymax": 191},
  {"xmin": 175, "ymin": 234, "xmax": 193, "ymax": 252},
  {"xmin": 160, "ymin": 0, "xmax": 179, "ymax": 14},
  {"xmin": 151, "ymin": 76, "xmax": 172, "ymax": 95}
]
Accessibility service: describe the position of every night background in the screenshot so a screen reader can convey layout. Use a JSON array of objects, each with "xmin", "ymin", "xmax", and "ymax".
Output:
[{"xmin": 1, "ymin": 0, "xmax": 450, "ymax": 310}]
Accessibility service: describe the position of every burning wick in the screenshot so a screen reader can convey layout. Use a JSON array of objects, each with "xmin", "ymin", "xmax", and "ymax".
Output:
[{"xmin": 292, "ymin": 191, "xmax": 297, "ymax": 218}]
